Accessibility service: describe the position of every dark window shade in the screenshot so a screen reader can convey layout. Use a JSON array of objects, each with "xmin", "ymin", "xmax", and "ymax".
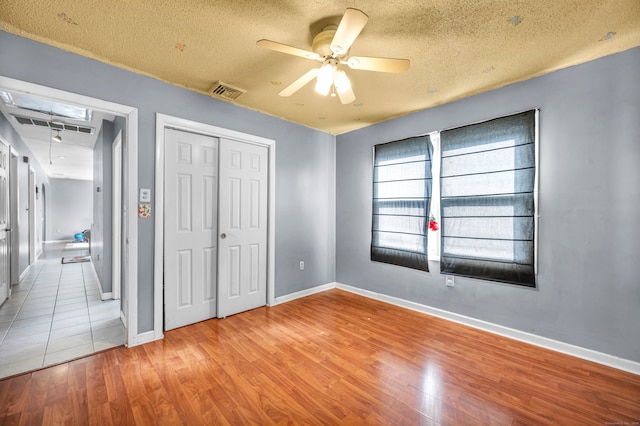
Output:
[
  {"xmin": 440, "ymin": 110, "xmax": 536, "ymax": 287},
  {"xmin": 372, "ymin": 136, "xmax": 433, "ymax": 272}
]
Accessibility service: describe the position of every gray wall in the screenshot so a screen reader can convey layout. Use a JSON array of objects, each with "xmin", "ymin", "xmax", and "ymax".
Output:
[
  {"xmin": 0, "ymin": 112, "xmax": 50, "ymax": 278},
  {"xmin": 0, "ymin": 31, "xmax": 336, "ymax": 332},
  {"xmin": 336, "ymin": 47, "xmax": 640, "ymax": 363},
  {"xmin": 49, "ymin": 178, "xmax": 93, "ymax": 241},
  {"xmin": 92, "ymin": 120, "xmax": 114, "ymax": 293}
]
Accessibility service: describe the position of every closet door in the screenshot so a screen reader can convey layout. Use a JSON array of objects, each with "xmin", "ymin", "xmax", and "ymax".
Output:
[
  {"xmin": 217, "ymin": 138, "xmax": 268, "ymax": 318},
  {"xmin": 164, "ymin": 129, "xmax": 218, "ymax": 330}
]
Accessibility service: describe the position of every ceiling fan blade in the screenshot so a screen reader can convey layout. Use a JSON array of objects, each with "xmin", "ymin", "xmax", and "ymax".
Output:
[
  {"xmin": 337, "ymin": 86, "xmax": 356, "ymax": 105},
  {"xmin": 330, "ymin": 8, "xmax": 369, "ymax": 55},
  {"xmin": 346, "ymin": 56, "xmax": 410, "ymax": 73},
  {"xmin": 257, "ymin": 39, "xmax": 320, "ymax": 61},
  {"xmin": 279, "ymin": 68, "xmax": 319, "ymax": 97}
]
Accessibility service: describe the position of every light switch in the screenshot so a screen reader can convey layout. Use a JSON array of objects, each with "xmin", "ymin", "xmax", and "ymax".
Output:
[{"xmin": 139, "ymin": 188, "xmax": 151, "ymax": 202}]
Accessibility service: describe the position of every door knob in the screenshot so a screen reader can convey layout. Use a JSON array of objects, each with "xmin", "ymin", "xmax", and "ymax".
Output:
[{"xmin": 220, "ymin": 233, "xmax": 226, "ymax": 239}]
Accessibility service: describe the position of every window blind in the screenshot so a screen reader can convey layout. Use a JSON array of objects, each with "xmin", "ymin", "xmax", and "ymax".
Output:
[
  {"xmin": 371, "ymin": 135, "xmax": 433, "ymax": 272},
  {"xmin": 439, "ymin": 110, "xmax": 537, "ymax": 287}
]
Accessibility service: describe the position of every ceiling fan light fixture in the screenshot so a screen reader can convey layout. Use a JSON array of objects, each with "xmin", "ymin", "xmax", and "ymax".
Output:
[
  {"xmin": 315, "ymin": 63, "xmax": 335, "ymax": 96},
  {"xmin": 334, "ymin": 70, "xmax": 351, "ymax": 93},
  {"xmin": 53, "ymin": 130, "xmax": 62, "ymax": 143}
]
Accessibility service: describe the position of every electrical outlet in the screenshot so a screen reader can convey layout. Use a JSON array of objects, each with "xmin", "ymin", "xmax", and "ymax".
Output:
[
  {"xmin": 299, "ymin": 261, "xmax": 304, "ymax": 270},
  {"xmin": 445, "ymin": 275, "xmax": 455, "ymax": 287}
]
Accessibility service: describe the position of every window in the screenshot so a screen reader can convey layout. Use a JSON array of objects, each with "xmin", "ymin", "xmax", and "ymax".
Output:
[
  {"xmin": 371, "ymin": 110, "xmax": 538, "ymax": 287},
  {"xmin": 371, "ymin": 136, "xmax": 434, "ymax": 272}
]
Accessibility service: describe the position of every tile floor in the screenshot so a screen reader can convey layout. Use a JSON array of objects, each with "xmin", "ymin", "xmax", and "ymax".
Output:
[{"xmin": 0, "ymin": 242, "xmax": 125, "ymax": 379}]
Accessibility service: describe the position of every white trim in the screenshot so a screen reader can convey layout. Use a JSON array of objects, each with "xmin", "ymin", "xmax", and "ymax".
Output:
[
  {"xmin": 89, "ymin": 260, "xmax": 113, "ymax": 300},
  {"xmin": 111, "ymin": 131, "xmax": 122, "ymax": 301},
  {"xmin": 0, "ymin": 76, "xmax": 139, "ymax": 349},
  {"xmin": 43, "ymin": 240, "xmax": 74, "ymax": 244},
  {"xmin": 154, "ymin": 113, "xmax": 276, "ymax": 340},
  {"xmin": 28, "ymin": 167, "xmax": 35, "ymax": 265},
  {"xmin": 273, "ymin": 282, "xmax": 337, "ymax": 306},
  {"xmin": 336, "ymin": 282, "xmax": 640, "ymax": 376},
  {"xmin": 18, "ymin": 264, "xmax": 30, "ymax": 282}
]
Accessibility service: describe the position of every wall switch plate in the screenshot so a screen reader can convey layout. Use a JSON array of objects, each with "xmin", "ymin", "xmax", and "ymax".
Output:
[
  {"xmin": 139, "ymin": 188, "xmax": 151, "ymax": 202},
  {"xmin": 445, "ymin": 276, "xmax": 455, "ymax": 287},
  {"xmin": 299, "ymin": 261, "xmax": 304, "ymax": 270}
]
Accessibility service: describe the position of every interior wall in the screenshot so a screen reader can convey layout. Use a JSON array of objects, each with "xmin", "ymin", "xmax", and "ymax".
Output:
[
  {"xmin": 0, "ymin": 112, "xmax": 50, "ymax": 278},
  {"xmin": 49, "ymin": 178, "xmax": 92, "ymax": 241},
  {"xmin": 0, "ymin": 30, "xmax": 336, "ymax": 332},
  {"xmin": 92, "ymin": 120, "xmax": 113, "ymax": 294},
  {"xmin": 336, "ymin": 46, "xmax": 640, "ymax": 363}
]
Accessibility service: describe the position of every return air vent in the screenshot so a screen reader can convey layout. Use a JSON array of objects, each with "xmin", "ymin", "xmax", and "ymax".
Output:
[
  {"xmin": 12, "ymin": 115, "xmax": 95, "ymax": 135},
  {"xmin": 208, "ymin": 81, "xmax": 246, "ymax": 100}
]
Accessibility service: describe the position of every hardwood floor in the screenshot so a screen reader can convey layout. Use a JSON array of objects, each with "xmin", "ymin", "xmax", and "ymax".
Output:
[{"xmin": 1, "ymin": 289, "xmax": 638, "ymax": 425}]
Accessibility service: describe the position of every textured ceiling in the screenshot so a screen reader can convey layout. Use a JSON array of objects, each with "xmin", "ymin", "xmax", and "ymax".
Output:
[{"xmin": 1, "ymin": 0, "xmax": 639, "ymax": 135}]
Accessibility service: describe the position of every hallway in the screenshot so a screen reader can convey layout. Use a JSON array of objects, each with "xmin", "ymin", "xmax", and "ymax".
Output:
[{"xmin": 0, "ymin": 243, "xmax": 124, "ymax": 379}]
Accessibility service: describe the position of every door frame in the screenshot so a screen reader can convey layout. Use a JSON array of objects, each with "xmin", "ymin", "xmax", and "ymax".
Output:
[
  {"xmin": 0, "ymin": 76, "xmax": 140, "ymax": 347},
  {"xmin": 111, "ymin": 131, "xmax": 122, "ymax": 301},
  {"xmin": 154, "ymin": 113, "xmax": 276, "ymax": 336},
  {"xmin": 8, "ymin": 147, "xmax": 18, "ymax": 286},
  {"xmin": 28, "ymin": 166, "xmax": 36, "ymax": 263}
]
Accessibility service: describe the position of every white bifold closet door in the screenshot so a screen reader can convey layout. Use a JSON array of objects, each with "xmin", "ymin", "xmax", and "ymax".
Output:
[
  {"xmin": 164, "ymin": 129, "xmax": 219, "ymax": 330},
  {"xmin": 164, "ymin": 130, "xmax": 268, "ymax": 330},
  {"xmin": 217, "ymin": 138, "xmax": 268, "ymax": 318}
]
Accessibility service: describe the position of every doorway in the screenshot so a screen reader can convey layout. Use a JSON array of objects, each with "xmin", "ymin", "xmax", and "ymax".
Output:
[
  {"xmin": 0, "ymin": 76, "xmax": 139, "ymax": 347},
  {"xmin": 154, "ymin": 114, "xmax": 276, "ymax": 336}
]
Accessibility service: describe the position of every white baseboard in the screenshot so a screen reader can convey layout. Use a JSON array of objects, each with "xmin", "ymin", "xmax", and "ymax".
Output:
[
  {"xmin": 272, "ymin": 282, "xmax": 337, "ymax": 306},
  {"xmin": 18, "ymin": 265, "xmax": 30, "ymax": 282},
  {"xmin": 335, "ymin": 282, "xmax": 640, "ymax": 376},
  {"xmin": 88, "ymin": 261, "xmax": 112, "ymax": 300}
]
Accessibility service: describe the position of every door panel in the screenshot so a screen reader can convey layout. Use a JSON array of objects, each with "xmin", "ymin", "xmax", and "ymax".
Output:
[
  {"xmin": 164, "ymin": 129, "xmax": 218, "ymax": 330},
  {"xmin": 0, "ymin": 141, "xmax": 9, "ymax": 305},
  {"xmin": 218, "ymin": 138, "xmax": 268, "ymax": 318}
]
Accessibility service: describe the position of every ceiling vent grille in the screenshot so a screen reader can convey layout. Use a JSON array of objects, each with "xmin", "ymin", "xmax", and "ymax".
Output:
[
  {"xmin": 208, "ymin": 81, "xmax": 246, "ymax": 100},
  {"xmin": 12, "ymin": 115, "xmax": 95, "ymax": 134}
]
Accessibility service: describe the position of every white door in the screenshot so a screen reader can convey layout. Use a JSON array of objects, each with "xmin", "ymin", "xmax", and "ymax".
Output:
[
  {"xmin": 164, "ymin": 129, "xmax": 218, "ymax": 330},
  {"xmin": 0, "ymin": 140, "xmax": 10, "ymax": 305},
  {"xmin": 217, "ymin": 138, "xmax": 268, "ymax": 318}
]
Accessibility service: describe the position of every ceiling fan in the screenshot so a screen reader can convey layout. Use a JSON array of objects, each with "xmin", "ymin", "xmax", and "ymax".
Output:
[{"xmin": 257, "ymin": 8, "xmax": 410, "ymax": 104}]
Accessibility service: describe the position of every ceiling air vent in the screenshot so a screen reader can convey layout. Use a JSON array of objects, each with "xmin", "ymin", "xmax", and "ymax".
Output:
[
  {"xmin": 11, "ymin": 114, "xmax": 95, "ymax": 135},
  {"xmin": 208, "ymin": 81, "xmax": 246, "ymax": 101}
]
